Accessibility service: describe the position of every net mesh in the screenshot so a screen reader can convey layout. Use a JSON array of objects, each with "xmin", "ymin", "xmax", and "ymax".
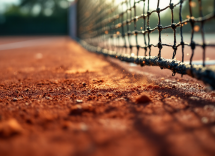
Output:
[{"xmin": 76, "ymin": 0, "xmax": 215, "ymax": 89}]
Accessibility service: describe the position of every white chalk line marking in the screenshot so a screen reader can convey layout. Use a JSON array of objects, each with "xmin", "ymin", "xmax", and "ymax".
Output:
[{"xmin": 0, "ymin": 38, "xmax": 61, "ymax": 51}]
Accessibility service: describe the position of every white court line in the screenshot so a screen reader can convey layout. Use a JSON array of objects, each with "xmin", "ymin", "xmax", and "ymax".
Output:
[
  {"xmin": 184, "ymin": 60, "xmax": 215, "ymax": 65},
  {"xmin": 0, "ymin": 38, "xmax": 60, "ymax": 51},
  {"xmin": 129, "ymin": 60, "xmax": 215, "ymax": 66}
]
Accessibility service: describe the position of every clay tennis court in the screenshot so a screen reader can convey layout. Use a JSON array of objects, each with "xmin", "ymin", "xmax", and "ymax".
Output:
[{"xmin": 0, "ymin": 37, "xmax": 215, "ymax": 156}]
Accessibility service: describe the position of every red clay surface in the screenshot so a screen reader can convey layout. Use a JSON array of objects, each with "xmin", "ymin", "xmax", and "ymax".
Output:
[{"xmin": 0, "ymin": 37, "xmax": 215, "ymax": 156}]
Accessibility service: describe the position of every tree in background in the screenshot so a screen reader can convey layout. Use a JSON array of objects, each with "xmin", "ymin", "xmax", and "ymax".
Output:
[
  {"xmin": 18, "ymin": 0, "xmax": 71, "ymax": 17},
  {"xmin": 0, "ymin": 0, "xmax": 72, "ymax": 35}
]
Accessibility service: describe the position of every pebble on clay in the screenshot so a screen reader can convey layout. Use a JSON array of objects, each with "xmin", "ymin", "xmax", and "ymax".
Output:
[
  {"xmin": 12, "ymin": 98, "xmax": 18, "ymax": 102},
  {"xmin": 135, "ymin": 93, "xmax": 152, "ymax": 104},
  {"xmin": 0, "ymin": 119, "xmax": 23, "ymax": 138},
  {"xmin": 45, "ymin": 96, "xmax": 52, "ymax": 100},
  {"xmin": 82, "ymin": 82, "xmax": 87, "ymax": 87},
  {"xmin": 76, "ymin": 100, "xmax": 83, "ymax": 103}
]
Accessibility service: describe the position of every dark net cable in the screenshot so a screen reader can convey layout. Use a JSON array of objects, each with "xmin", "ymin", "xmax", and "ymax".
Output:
[{"xmin": 77, "ymin": 0, "xmax": 215, "ymax": 90}]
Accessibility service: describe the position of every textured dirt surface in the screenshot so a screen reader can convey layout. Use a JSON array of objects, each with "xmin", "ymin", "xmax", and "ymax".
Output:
[{"xmin": 0, "ymin": 37, "xmax": 215, "ymax": 156}]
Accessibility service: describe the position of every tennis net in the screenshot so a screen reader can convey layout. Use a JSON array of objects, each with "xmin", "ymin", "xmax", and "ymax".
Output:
[{"xmin": 75, "ymin": 0, "xmax": 215, "ymax": 89}]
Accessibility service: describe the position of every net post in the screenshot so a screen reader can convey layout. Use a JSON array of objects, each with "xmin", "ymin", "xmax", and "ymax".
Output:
[{"xmin": 69, "ymin": 0, "xmax": 77, "ymax": 40}]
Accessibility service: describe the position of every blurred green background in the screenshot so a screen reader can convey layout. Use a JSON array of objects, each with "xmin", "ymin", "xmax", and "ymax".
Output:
[{"xmin": 0, "ymin": 0, "xmax": 74, "ymax": 35}]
